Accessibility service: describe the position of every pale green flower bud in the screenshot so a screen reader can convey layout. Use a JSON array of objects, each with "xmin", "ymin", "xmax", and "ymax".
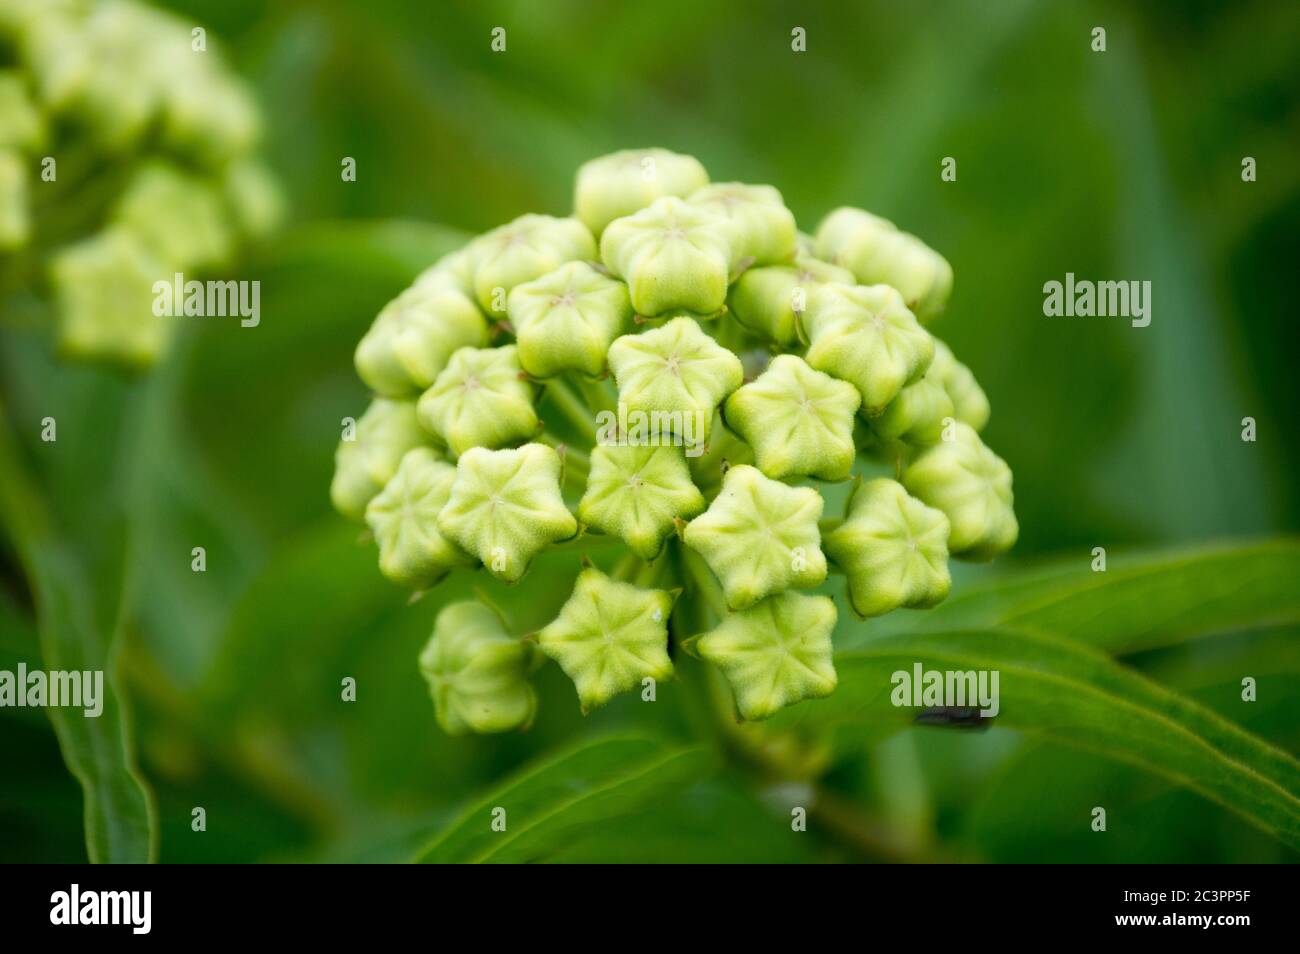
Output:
[
  {"xmin": 414, "ymin": 246, "xmax": 478, "ymax": 297},
  {"xmin": 795, "ymin": 230, "xmax": 817, "ymax": 257},
  {"xmin": 574, "ymin": 147, "xmax": 709, "ymax": 236},
  {"xmin": 355, "ymin": 280, "xmax": 489, "ymax": 397},
  {"xmin": 803, "ymin": 283, "xmax": 934, "ymax": 415},
  {"xmin": 727, "ymin": 256, "xmax": 855, "ymax": 346},
  {"xmin": 695, "ymin": 591, "xmax": 837, "ymax": 721},
  {"xmin": 869, "ymin": 374, "xmax": 954, "ymax": 447},
  {"xmin": 364, "ymin": 448, "xmax": 473, "ymax": 589},
  {"xmin": 419, "ymin": 601, "xmax": 538, "ymax": 735},
  {"xmin": 0, "ymin": 72, "xmax": 46, "ymax": 151},
  {"xmin": 929, "ymin": 338, "xmax": 990, "ymax": 431},
  {"xmin": 902, "ymin": 422, "xmax": 1017, "ymax": 561},
  {"xmin": 50, "ymin": 226, "xmax": 170, "ymax": 367},
  {"xmin": 606, "ymin": 316, "xmax": 743, "ymax": 447},
  {"xmin": 825, "ymin": 478, "xmax": 951, "ymax": 618},
  {"xmin": 537, "ymin": 567, "xmax": 675, "ymax": 712},
  {"xmin": 112, "ymin": 161, "xmax": 233, "ymax": 270},
  {"xmin": 723, "ymin": 354, "xmax": 860, "ymax": 481},
  {"xmin": 330, "ymin": 397, "xmax": 430, "ymax": 521},
  {"xmin": 687, "ymin": 182, "xmax": 797, "ymax": 268},
  {"xmin": 682, "ymin": 464, "xmax": 826, "ymax": 610},
  {"xmin": 577, "ymin": 443, "xmax": 705, "ymax": 559},
  {"xmin": 599, "ymin": 197, "xmax": 733, "ymax": 316},
  {"xmin": 468, "ymin": 213, "xmax": 596, "ymax": 317},
  {"xmin": 815, "ymin": 207, "xmax": 953, "ymax": 323},
  {"xmin": 508, "ymin": 260, "xmax": 632, "ymax": 378},
  {"xmin": 0, "ymin": 149, "xmax": 30, "ymax": 250},
  {"xmin": 223, "ymin": 159, "xmax": 285, "ymax": 241},
  {"xmin": 437, "ymin": 443, "xmax": 577, "ymax": 583},
  {"xmin": 162, "ymin": 70, "xmax": 261, "ymax": 166},
  {"xmin": 416, "ymin": 345, "xmax": 538, "ymax": 457}
]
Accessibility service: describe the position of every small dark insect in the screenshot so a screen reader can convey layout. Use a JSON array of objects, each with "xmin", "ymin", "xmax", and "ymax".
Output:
[{"xmin": 915, "ymin": 706, "xmax": 994, "ymax": 730}]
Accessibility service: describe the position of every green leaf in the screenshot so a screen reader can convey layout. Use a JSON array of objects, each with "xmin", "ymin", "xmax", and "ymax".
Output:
[
  {"xmin": 414, "ymin": 735, "xmax": 712, "ymax": 863},
  {"xmin": 0, "ymin": 410, "xmax": 158, "ymax": 863},
  {"xmin": 855, "ymin": 539, "xmax": 1300, "ymax": 655},
  {"xmin": 774, "ymin": 627, "xmax": 1300, "ymax": 850}
]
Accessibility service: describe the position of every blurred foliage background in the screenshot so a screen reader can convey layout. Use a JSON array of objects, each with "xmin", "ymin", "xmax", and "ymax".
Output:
[{"xmin": 2, "ymin": 0, "xmax": 1298, "ymax": 863}]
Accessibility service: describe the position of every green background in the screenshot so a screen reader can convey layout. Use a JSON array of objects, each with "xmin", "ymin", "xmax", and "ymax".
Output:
[{"xmin": 2, "ymin": 0, "xmax": 1298, "ymax": 862}]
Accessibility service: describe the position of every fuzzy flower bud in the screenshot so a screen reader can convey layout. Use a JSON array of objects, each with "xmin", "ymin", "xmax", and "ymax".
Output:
[
  {"xmin": 537, "ymin": 567, "xmax": 675, "ymax": 712},
  {"xmin": 577, "ymin": 444, "xmax": 705, "ymax": 559},
  {"xmin": 929, "ymin": 338, "xmax": 990, "ymax": 431},
  {"xmin": 606, "ymin": 316, "xmax": 743, "ymax": 447},
  {"xmin": 723, "ymin": 354, "xmax": 860, "ymax": 481},
  {"xmin": 825, "ymin": 478, "xmax": 951, "ymax": 618},
  {"xmin": 687, "ymin": 182, "xmax": 797, "ymax": 268},
  {"xmin": 468, "ymin": 213, "xmax": 596, "ymax": 317},
  {"xmin": 419, "ymin": 602, "xmax": 539, "ymax": 735},
  {"xmin": 869, "ymin": 374, "xmax": 954, "ymax": 447},
  {"xmin": 682, "ymin": 464, "xmax": 826, "ymax": 610},
  {"xmin": 574, "ymin": 147, "xmax": 709, "ymax": 237},
  {"xmin": 364, "ymin": 448, "xmax": 473, "ymax": 589},
  {"xmin": 330, "ymin": 397, "xmax": 430, "ymax": 521},
  {"xmin": 695, "ymin": 591, "xmax": 838, "ymax": 721},
  {"xmin": 815, "ymin": 207, "xmax": 953, "ymax": 323},
  {"xmin": 727, "ymin": 256, "xmax": 855, "ymax": 346},
  {"xmin": 50, "ymin": 226, "xmax": 171, "ymax": 366},
  {"xmin": 803, "ymin": 283, "xmax": 934, "ymax": 415},
  {"xmin": 507, "ymin": 261, "xmax": 632, "ymax": 378},
  {"xmin": 599, "ymin": 197, "xmax": 734, "ymax": 316},
  {"xmin": 416, "ymin": 345, "xmax": 538, "ymax": 457},
  {"xmin": 355, "ymin": 277, "xmax": 489, "ymax": 397},
  {"xmin": 902, "ymin": 422, "xmax": 1017, "ymax": 561},
  {"xmin": 436, "ymin": 443, "xmax": 577, "ymax": 582},
  {"xmin": 111, "ymin": 161, "xmax": 233, "ymax": 270}
]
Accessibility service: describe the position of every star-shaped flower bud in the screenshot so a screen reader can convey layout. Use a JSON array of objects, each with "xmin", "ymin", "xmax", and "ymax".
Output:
[
  {"xmin": 537, "ymin": 568, "xmax": 675, "ymax": 712},
  {"xmin": 49, "ymin": 227, "xmax": 170, "ymax": 366},
  {"xmin": 437, "ymin": 443, "xmax": 577, "ymax": 582},
  {"xmin": 606, "ymin": 316, "xmax": 743, "ymax": 448},
  {"xmin": 468, "ymin": 213, "xmax": 596, "ymax": 317},
  {"xmin": 930, "ymin": 338, "xmax": 990, "ymax": 431},
  {"xmin": 695, "ymin": 591, "xmax": 838, "ymax": 721},
  {"xmin": 354, "ymin": 277, "xmax": 489, "ymax": 397},
  {"xmin": 803, "ymin": 283, "xmax": 934, "ymax": 416},
  {"xmin": 574, "ymin": 147, "xmax": 710, "ymax": 237},
  {"xmin": 903, "ymin": 422, "xmax": 1017, "ymax": 561},
  {"xmin": 112, "ymin": 161, "xmax": 233, "ymax": 270},
  {"xmin": 577, "ymin": 443, "xmax": 705, "ymax": 559},
  {"xmin": 599, "ymin": 197, "xmax": 734, "ymax": 316},
  {"xmin": 727, "ymin": 256, "xmax": 856, "ymax": 346},
  {"xmin": 365, "ymin": 448, "xmax": 473, "ymax": 588},
  {"xmin": 869, "ymin": 374, "xmax": 954, "ymax": 447},
  {"xmin": 687, "ymin": 182, "xmax": 797, "ymax": 268},
  {"xmin": 330, "ymin": 396, "xmax": 430, "ymax": 521},
  {"xmin": 723, "ymin": 354, "xmax": 860, "ymax": 481},
  {"xmin": 825, "ymin": 478, "xmax": 951, "ymax": 618},
  {"xmin": 419, "ymin": 601, "xmax": 538, "ymax": 735},
  {"xmin": 507, "ymin": 261, "xmax": 632, "ymax": 378},
  {"xmin": 417, "ymin": 344, "xmax": 538, "ymax": 457},
  {"xmin": 682, "ymin": 464, "xmax": 827, "ymax": 610},
  {"xmin": 815, "ymin": 207, "xmax": 954, "ymax": 323}
]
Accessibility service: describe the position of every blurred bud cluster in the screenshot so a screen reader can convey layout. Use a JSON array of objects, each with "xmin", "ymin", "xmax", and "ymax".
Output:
[{"xmin": 0, "ymin": 0, "xmax": 282, "ymax": 366}]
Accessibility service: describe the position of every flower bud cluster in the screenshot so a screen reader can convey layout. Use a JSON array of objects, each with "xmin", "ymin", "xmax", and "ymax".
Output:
[
  {"xmin": 0, "ymin": 0, "xmax": 281, "ymax": 366},
  {"xmin": 333, "ymin": 148, "xmax": 1018, "ymax": 731}
]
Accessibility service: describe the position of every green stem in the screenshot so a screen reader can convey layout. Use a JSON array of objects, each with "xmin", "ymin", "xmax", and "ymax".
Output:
[{"xmin": 542, "ymin": 378, "xmax": 596, "ymax": 445}]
